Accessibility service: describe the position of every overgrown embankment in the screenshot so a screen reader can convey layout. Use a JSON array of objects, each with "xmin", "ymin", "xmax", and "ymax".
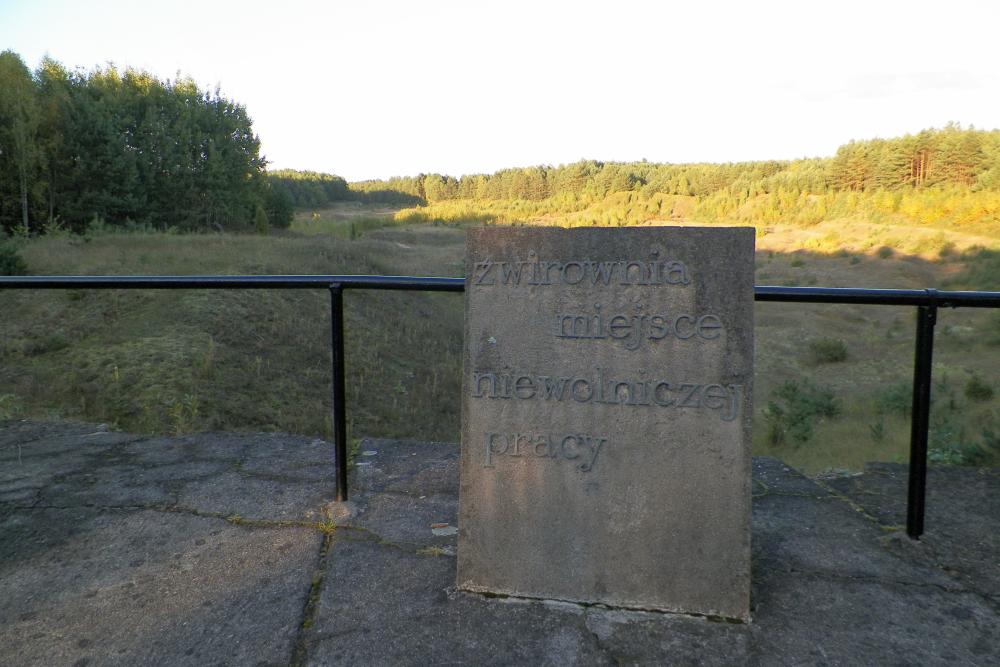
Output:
[{"xmin": 0, "ymin": 218, "xmax": 464, "ymax": 442}]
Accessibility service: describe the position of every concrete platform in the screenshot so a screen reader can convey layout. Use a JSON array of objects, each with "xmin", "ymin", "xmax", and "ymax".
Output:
[{"xmin": 1, "ymin": 420, "xmax": 997, "ymax": 666}]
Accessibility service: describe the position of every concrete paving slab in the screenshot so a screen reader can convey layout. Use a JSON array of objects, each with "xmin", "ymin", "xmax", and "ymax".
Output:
[
  {"xmin": 241, "ymin": 436, "xmax": 342, "ymax": 481},
  {"xmin": 1, "ymin": 419, "xmax": 998, "ymax": 666},
  {"xmin": 303, "ymin": 441, "xmax": 1000, "ymax": 665},
  {"xmin": 310, "ymin": 535, "xmax": 753, "ymax": 666},
  {"xmin": 750, "ymin": 570, "xmax": 999, "ymax": 664},
  {"xmin": 348, "ymin": 440, "xmax": 460, "ymax": 548},
  {"xmin": 119, "ymin": 435, "xmax": 233, "ymax": 466},
  {"xmin": 0, "ymin": 420, "xmax": 336, "ymax": 666},
  {"xmin": 1, "ymin": 508, "xmax": 321, "ymax": 666},
  {"xmin": 826, "ymin": 462, "xmax": 1000, "ymax": 601},
  {"xmin": 0, "ymin": 421, "xmax": 132, "ymax": 451},
  {"xmin": 752, "ymin": 489, "xmax": 958, "ymax": 588},
  {"xmin": 176, "ymin": 471, "xmax": 334, "ymax": 522}
]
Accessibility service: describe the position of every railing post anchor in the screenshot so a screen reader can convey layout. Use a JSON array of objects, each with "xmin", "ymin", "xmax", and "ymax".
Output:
[
  {"xmin": 906, "ymin": 293, "xmax": 938, "ymax": 540},
  {"xmin": 329, "ymin": 284, "xmax": 348, "ymax": 502}
]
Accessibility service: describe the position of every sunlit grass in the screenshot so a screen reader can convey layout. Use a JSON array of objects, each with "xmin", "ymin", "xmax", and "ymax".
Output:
[
  {"xmin": 1, "ymin": 221, "xmax": 465, "ymax": 442},
  {"xmin": 290, "ymin": 207, "xmax": 410, "ymax": 239},
  {"xmin": 2, "ymin": 202, "xmax": 998, "ymax": 473}
]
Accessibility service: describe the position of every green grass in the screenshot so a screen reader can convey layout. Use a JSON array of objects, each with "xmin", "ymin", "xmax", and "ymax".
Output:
[
  {"xmin": 2, "ymin": 202, "xmax": 999, "ymax": 474},
  {"xmin": 807, "ymin": 338, "xmax": 849, "ymax": 365},
  {"xmin": 290, "ymin": 210, "xmax": 410, "ymax": 239},
  {"xmin": 0, "ymin": 217, "xmax": 465, "ymax": 442}
]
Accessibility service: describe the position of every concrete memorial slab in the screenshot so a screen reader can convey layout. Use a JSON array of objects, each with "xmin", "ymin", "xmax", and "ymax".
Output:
[{"xmin": 458, "ymin": 226, "xmax": 755, "ymax": 620}]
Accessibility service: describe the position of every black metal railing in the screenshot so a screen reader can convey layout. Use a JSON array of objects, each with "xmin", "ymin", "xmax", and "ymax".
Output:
[{"xmin": 2, "ymin": 275, "xmax": 998, "ymax": 539}]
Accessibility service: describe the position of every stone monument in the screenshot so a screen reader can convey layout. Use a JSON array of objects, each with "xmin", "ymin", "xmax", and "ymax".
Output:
[{"xmin": 457, "ymin": 226, "xmax": 754, "ymax": 621}]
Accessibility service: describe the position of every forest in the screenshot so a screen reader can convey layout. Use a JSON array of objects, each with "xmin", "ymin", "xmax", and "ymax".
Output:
[
  {"xmin": 349, "ymin": 125, "xmax": 1000, "ymax": 205},
  {"xmin": 341, "ymin": 125, "xmax": 1000, "ymax": 234},
  {"xmin": 0, "ymin": 50, "xmax": 291, "ymax": 235},
  {"xmin": 262, "ymin": 125, "xmax": 1000, "ymax": 240},
  {"xmin": 3, "ymin": 44, "xmax": 1000, "ymax": 239},
  {"xmin": 267, "ymin": 169, "xmax": 423, "ymax": 208}
]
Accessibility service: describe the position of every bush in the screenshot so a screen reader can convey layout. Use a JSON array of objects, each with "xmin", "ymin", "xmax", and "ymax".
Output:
[
  {"xmin": 808, "ymin": 338, "xmax": 848, "ymax": 364},
  {"xmin": 0, "ymin": 242, "xmax": 27, "ymax": 276},
  {"xmin": 763, "ymin": 380, "xmax": 841, "ymax": 445},
  {"xmin": 926, "ymin": 380, "xmax": 999, "ymax": 466},
  {"xmin": 876, "ymin": 246, "xmax": 894, "ymax": 259},
  {"xmin": 965, "ymin": 374, "xmax": 994, "ymax": 402},
  {"xmin": 875, "ymin": 382, "xmax": 911, "ymax": 417},
  {"xmin": 943, "ymin": 248, "xmax": 1000, "ymax": 291},
  {"xmin": 0, "ymin": 394, "xmax": 24, "ymax": 420}
]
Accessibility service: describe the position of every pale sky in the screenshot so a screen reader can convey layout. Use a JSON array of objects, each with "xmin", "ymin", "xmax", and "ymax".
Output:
[{"xmin": 2, "ymin": 0, "xmax": 998, "ymax": 181}]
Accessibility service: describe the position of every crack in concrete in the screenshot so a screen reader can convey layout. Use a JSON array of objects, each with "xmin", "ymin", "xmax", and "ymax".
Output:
[
  {"xmin": 802, "ymin": 477, "xmax": 1000, "ymax": 605},
  {"xmin": 582, "ymin": 620, "xmax": 612, "ymax": 661},
  {"xmin": 755, "ymin": 490, "xmax": 835, "ymax": 500},
  {"xmin": 289, "ymin": 530, "xmax": 334, "ymax": 667},
  {"xmin": 752, "ymin": 478, "xmax": 835, "ymax": 501},
  {"xmin": 810, "ymin": 476, "xmax": 900, "ymax": 531}
]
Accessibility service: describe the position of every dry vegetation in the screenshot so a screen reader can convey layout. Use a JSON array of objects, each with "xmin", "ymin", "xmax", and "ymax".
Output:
[{"xmin": 2, "ymin": 203, "xmax": 998, "ymax": 474}]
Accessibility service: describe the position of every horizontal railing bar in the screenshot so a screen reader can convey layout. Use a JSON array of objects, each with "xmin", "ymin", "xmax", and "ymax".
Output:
[
  {"xmin": 1, "ymin": 276, "xmax": 999, "ymax": 307},
  {"xmin": 756, "ymin": 286, "xmax": 1000, "ymax": 307},
  {"xmin": 0, "ymin": 275, "xmax": 466, "ymax": 291}
]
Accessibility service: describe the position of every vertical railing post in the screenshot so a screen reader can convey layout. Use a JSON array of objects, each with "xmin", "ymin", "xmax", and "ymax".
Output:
[
  {"xmin": 906, "ymin": 296, "xmax": 938, "ymax": 539},
  {"xmin": 329, "ymin": 284, "xmax": 348, "ymax": 502}
]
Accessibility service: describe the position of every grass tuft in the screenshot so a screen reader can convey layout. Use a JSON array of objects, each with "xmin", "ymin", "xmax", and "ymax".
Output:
[{"xmin": 807, "ymin": 338, "xmax": 848, "ymax": 365}]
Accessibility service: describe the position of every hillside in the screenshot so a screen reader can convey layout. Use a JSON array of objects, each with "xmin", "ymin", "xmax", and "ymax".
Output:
[{"xmin": 2, "ymin": 203, "xmax": 998, "ymax": 473}]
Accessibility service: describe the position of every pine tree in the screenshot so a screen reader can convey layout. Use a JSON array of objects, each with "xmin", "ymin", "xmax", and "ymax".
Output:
[
  {"xmin": 0, "ymin": 50, "xmax": 40, "ymax": 233},
  {"xmin": 35, "ymin": 57, "xmax": 72, "ymax": 225}
]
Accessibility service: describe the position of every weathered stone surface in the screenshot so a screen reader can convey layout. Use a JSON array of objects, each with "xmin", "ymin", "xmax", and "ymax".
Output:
[
  {"xmin": 458, "ymin": 227, "xmax": 755, "ymax": 619},
  {"xmin": 348, "ymin": 438, "xmax": 460, "ymax": 548},
  {"xmin": 751, "ymin": 570, "xmax": 999, "ymax": 664},
  {"xmin": 176, "ymin": 471, "xmax": 333, "ymax": 521},
  {"xmin": 0, "ymin": 508, "xmax": 320, "ymax": 667},
  {"xmin": 308, "ymin": 438, "xmax": 751, "ymax": 666},
  {"xmin": 304, "ymin": 440, "xmax": 1000, "ymax": 665},
  {"xmin": 2, "ymin": 421, "xmax": 998, "ymax": 665},
  {"xmin": 0, "ymin": 420, "xmax": 335, "ymax": 667},
  {"xmin": 825, "ymin": 463, "xmax": 1000, "ymax": 601}
]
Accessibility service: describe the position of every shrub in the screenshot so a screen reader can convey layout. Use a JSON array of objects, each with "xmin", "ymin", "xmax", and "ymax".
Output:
[
  {"xmin": 808, "ymin": 338, "xmax": 848, "ymax": 364},
  {"xmin": 926, "ymin": 381, "xmax": 999, "ymax": 466},
  {"xmin": 763, "ymin": 380, "xmax": 841, "ymax": 445},
  {"xmin": 0, "ymin": 394, "xmax": 24, "ymax": 420},
  {"xmin": 928, "ymin": 444, "xmax": 967, "ymax": 465},
  {"xmin": 0, "ymin": 242, "xmax": 27, "ymax": 276},
  {"xmin": 875, "ymin": 382, "xmax": 911, "ymax": 417},
  {"xmin": 876, "ymin": 246, "xmax": 894, "ymax": 259},
  {"xmin": 869, "ymin": 418, "xmax": 886, "ymax": 443},
  {"xmin": 928, "ymin": 406, "xmax": 978, "ymax": 465},
  {"xmin": 965, "ymin": 374, "xmax": 994, "ymax": 402},
  {"xmin": 790, "ymin": 257, "xmax": 805, "ymax": 268}
]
